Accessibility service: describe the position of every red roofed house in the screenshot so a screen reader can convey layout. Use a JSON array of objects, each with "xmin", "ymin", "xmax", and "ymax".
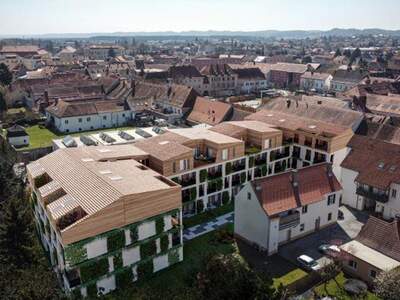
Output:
[
  {"xmin": 186, "ymin": 97, "xmax": 233, "ymax": 126},
  {"xmin": 340, "ymin": 216, "xmax": 400, "ymax": 284},
  {"xmin": 235, "ymin": 163, "xmax": 342, "ymax": 255}
]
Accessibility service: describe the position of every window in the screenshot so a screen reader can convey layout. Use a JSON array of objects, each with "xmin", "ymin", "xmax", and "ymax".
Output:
[
  {"xmin": 180, "ymin": 159, "xmax": 188, "ymax": 171},
  {"xmin": 348, "ymin": 260, "xmax": 358, "ymax": 269},
  {"xmin": 328, "ymin": 212, "xmax": 332, "ymax": 221},
  {"xmin": 247, "ymin": 192, "xmax": 251, "ymax": 200},
  {"xmin": 172, "ymin": 162, "xmax": 176, "ymax": 173},
  {"xmin": 302, "ymin": 205, "xmax": 308, "ymax": 214},
  {"xmin": 392, "ymin": 189, "xmax": 397, "ymax": 198},
  {"xmin": 327, "ymin": 194, "xmax": 336, "ymax": 206},
  {"xmin": 300, "ymin": 224, "xmax": 305, "ymax": 232},
  {"xmin": 86, "ymin": 117, "xmax": 91, "ymax": 122},
  {"xmin": 222, "ymin": 149, "xmax": 228, "ymax": 161},
  {"xmin": 64, "ymin": 120, "xmax": 69, "ymax": 124},
  {"xmin": 78, "ymin": 118, "xmax": 82, "ymax": 123},
  {"xmin": 264, "ymin": 139, "xmax": 271, "ymax": 149},
  {"xmin": 122, "ymin": 113, "xmax": 125, "ymax": 118},
  {"xmin": 103, "ymin": 116, "xmax": 107, "ymax": 120},
  {"xmin": 370, "ymin": 270, "xmax": 377, "ymax": 278}
]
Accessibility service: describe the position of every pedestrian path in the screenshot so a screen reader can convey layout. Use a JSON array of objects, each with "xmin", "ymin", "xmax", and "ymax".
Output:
[{"xmin": 183, "ymin": 212, "xmax": 234, "ymax": 241}]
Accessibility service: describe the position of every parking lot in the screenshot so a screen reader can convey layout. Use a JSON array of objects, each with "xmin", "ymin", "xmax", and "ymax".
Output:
[{"xmin": 278, "ymin": 206, "xmax": 369, "ymax": 268}]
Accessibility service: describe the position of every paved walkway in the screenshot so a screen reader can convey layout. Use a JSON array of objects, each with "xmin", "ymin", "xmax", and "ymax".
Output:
[{"xmin": 183, "ymin": 212, "xmax": 234, "ymax": 241}]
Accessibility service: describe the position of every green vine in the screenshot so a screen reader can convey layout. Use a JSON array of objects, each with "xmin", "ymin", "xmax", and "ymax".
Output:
[
  {"xmin": 140, "ymin": 240, "xmax": 157, "ymax": 259},
  {"xmin": 86, "ymin": 283, "xmax": 97, "ymax": 297},
  {"xmin": 168, "ymin": 248, "xmax": 180, "ymax": 265},
  {"xmin": 137, "ymin": 260, "xmax": 154, "ymax": 281},
  {"xmin": 249, "ymin": 156, "xmax": 255, "ymax": 168},
  {"xmin": 107, "ymin": 230, "xmax": 125, "ymax": 253},
  {"xmin": 129, "ymin": 225, "xmax": 138, "ymax": 244},
  {"xmin": 115, "ymin": 267, "xmax": 133, "ymax": 288},
  {"xmin": 79, "ymin": 257, "xmax": 109, "ymax": 283},
  {"xmin": 199, "ymin": 169, "xmax": 208, "ymax": 182},
  {"xmin": 225, "ymin": 162, "xmax": 232, "ymax": 175},
  {"xmin": 155, "ymin": 217, "xmax": 165, "ymax": 235},
  {"xmin": 160, "ymin": 235, "xmax": 169, "ymax": 253},
  {"xmin": 64, "ymin": 243, "xmax": 88, "ymax": 266},
  {"xmin": 113, "ymin": 252, "xmax": 123, "ymax": 270}
]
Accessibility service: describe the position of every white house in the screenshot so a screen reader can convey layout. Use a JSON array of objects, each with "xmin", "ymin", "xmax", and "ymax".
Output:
[
  {"xmin": 341, "ymin": 135, "xmax": 400, "ymax": 220},
  {"xmin": 235, "ymin": 163, "xmax": 342, "ymax": 255},
  {"xmin": 6, "ymin": 124, "xmax": 29, "ymax": 147},
  {"xmin": 233, "ymin": 67, "xmax": 268, "ymax": 94},
  {"xmin": 300, "ymin": 72, "xmax": 332, "ymax": 92},
  {"xmin": 57, "ymin": 46, "xmax": 77, "ymax": 64},
  {"xmin": 46, "ymin": 98, "xmax": 132, "ymax": 133}
]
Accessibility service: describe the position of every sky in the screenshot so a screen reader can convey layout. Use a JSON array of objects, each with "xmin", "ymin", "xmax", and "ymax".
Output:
[{"xmin": 1, "ymin": 0, "xmax": 400, "ymax": 35}]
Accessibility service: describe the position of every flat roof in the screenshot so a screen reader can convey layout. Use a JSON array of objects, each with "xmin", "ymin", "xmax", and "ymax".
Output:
[{"xmin": 341, "ymin": 240, "xmax": 400, "ymax": 271}]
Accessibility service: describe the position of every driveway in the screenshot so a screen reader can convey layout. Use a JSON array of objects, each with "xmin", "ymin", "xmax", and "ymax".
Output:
[{"xmin": 278, "ymin": 206, "xmax": 368, "ymax": 267}]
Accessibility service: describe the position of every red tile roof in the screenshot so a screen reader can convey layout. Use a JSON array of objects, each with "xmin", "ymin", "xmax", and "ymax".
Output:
[
  {"xmin": 356, "ymin": 216, "xmax": 400, "ymax": 262},
  {"xmin": 187, "ymin": 97, "xmax": 232, "ymax": 126},
  {"xmin": 252, "ymin": 163, "xmax": 342, "ymax": 216}
]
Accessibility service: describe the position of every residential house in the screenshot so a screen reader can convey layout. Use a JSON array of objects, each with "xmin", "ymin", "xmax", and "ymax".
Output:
[
  {"xmin": 57, "ymin": 46, "xmax": 78, "ymax": 64},
  {"xmin": 26, "ymin": 145, "xmax": 183, "ymax": 297},
  {"xmin": 167, "ymin": 65, "xmax": 205, "ymax": 95},
  {"xmin": 232, "ymin": 67, "xmax": 268, "ymax": 94},
  {"xmin": 331, "ymin": 69, "xmax": 366, "ymax": 92},
  {"xmin": 6, "ymin": 124, "xmax": 29, "ymax": 147},
  {"xmin": 341, "ymin": 135, "xmax": 400, "ymax": 219},
  {"xmin": 340, "ymin": 217, "xmax": 400, "ymax": 284},
  {"xmin": 300, "ymin": 72, "xmax": 332, "ymax": 92},
  {"xmin": 235, "ymin": 164, "xmax": 342, "ymax": 255},
  {"xmin": 84, "ymin": 45, "xmax": 125, "ymax": 60},
  {"xmin": 268, "ymin": 63, "xmax": 308, "ymax": 89},
  {"xmin": 46, "ymin": 97, "xmax": 132, "ymax": 133},
  {"xmin": 186, "ymin": 97, "xmax": 232, "ymax": 126},
  {"xmin": 200, "ymin": 64, "xmax": 238, "ymax": 97}
]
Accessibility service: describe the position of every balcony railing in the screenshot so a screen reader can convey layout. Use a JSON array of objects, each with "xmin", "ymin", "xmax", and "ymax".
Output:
[
  {"xmin": 279, "ymin": 211, "xmax": 300, "ymax": 230},
  {"xmin": 356, "ymin": 187, "xmax": 389, "ymax": 203}
]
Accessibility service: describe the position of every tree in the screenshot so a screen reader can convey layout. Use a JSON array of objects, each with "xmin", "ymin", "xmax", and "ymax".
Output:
[
  {"xmin": 0, "ymin": 196, "xmax": 35, "ymax": 268},
  {"xmin": 197, "ymin": 254, "xmax": 277, "ymax": 300},
  {"xmin": 334, "ymin": 48, "xmax": 342, "ymax": 57},
  {"xmin": 301, "ymin": 56, "xmax": 312, "ymax": 64},
  {"xmin": 108, "ymin": 48, "xmax": 116, "ymax": 58},
  {"xmin": 374, "ymin": 269, "xmax": 400, "ymax": 300},
  {"xmin": 0, "ymin": 63, "xmax": 12, "ymax": 86}
]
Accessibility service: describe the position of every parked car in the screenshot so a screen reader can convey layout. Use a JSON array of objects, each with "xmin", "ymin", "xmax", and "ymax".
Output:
[
  {"xmin": 318, "ymin": 244, "xmax": 341, "ymax": 257},
  {"xmin": 297, "ymin": 255, "xmax": 321, "ymax": 271}
]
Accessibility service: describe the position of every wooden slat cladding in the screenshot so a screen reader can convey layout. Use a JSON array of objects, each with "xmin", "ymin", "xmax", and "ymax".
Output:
[{"xmin": 61, "ymin": 186, "xmax": 181, "ymax": 245}]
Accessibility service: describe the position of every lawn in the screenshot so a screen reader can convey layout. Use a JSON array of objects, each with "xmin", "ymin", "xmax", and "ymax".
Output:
[
  {"xmin": 314, "ymin": 272, "xmax": 380, "ymax": 300},
  {"xmin": 16, "ymin": 125, "xmax": 135, "ymax": 150},
  {"xmin": 183, "ymin": 202, "xmax": 234, "ymax": 228},
  {"xmin": 272, "ymin": 268, "xmax": 307, "ymax": 288}
]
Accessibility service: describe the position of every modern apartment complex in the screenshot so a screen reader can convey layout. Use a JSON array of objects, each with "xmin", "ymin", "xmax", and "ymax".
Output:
[{"xmin": 27, "ymin": 145, "xmax": 183, "ymax": 297}]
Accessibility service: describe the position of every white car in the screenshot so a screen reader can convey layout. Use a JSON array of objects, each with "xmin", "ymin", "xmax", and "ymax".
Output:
[{"xmin": 297, "ymin": 255, "xmax": 321, "ymax": 271}]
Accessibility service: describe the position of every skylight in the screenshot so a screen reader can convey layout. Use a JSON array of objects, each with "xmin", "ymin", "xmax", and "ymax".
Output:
[
  {"xmin": 279, "ymin": 119, "xmax": 286, "ymax": 122},
  {"xmin": 378, "ymin": 162, "xmax": 385, "ymax": 169},
  {"xmin": 308, "ymin": 125, "xmax": 317, "ymax": 129},
  {"xmin": 99, "ymin": 170, "xmax": 112, "ymax": 175},
  {"xmin": 81, "ymin": 158, "xmax": 94, "ymax": 162},
  {"xmin": 109, "ymin": 175, "xmax": 123, "ymax": 181}
]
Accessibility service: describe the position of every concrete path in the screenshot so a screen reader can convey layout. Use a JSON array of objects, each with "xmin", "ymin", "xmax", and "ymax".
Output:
[{"xmin": 183, "ymin": 212, "xmax": 234, "ymax": 241}]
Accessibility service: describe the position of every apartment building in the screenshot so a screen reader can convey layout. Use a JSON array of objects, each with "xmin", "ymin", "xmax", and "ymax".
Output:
[
  {"xmin": 235, "ymin": 164, "xmax": 342, "ymax": 255},
  {"xmin": 233, "ymin": 67, "xmax": 268, "ymax": 94},
  {"xmin": 300, "ymin": 72, "xmax": 332, "ymax": 92},
  {"xmin": 26, "ymin": 145, "xmax": 183, "ymax": 297},
  {"xmin": 46, "ymin": 97, "xmax": 132, "ymax": 133},
  {"xmin": 200, "ymin": 64, "xmax": 238, "ymax": 97},
  {"xmin": 167, "ymin": 65, "xmax": 205, "ymax": 95},
  {"xmin": 341, "ymin": 135, "xmax": 400, "ymax": 219}
]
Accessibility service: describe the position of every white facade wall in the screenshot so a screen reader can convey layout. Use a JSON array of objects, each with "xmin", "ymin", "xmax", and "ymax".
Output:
[
  {"xmin": 8, "ymin": 135, "xmax": 29, "ymax": 147},
  {"xmin": 96, "ymin": 275, "xmax": 116, "ymax": 295},
  {"xmin": 48, "ymin": 110, "xmax": 132, "ymax": 133},
  {"xmin": 341, "ymin": 167, "xmax": 360, "ymax": 209},
  {"xmin": 86, "ymin": 237, "xmax": 108, "ymax": 259},
  {"xmin": 153, "ymin": 253, "xmax": 169, "ymax": 272},
  {"xmin": 381, "ymin": 183, "xmax": 400, "ymax": 219},
  {"xmin": 138, "ymin": 220, "xmax": 156, "ymax": 241},
  {"xmin": 122, "ymin": 246, "xmax": 140, "ymax": 266}
]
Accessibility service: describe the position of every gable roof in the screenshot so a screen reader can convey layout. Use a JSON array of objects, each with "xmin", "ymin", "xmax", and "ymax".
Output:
[
  {"xmin": 341, "ymin": 135, "xmax": 400, "ymax": 190},
  {"xmin": 269, "ymin": 63, "xmax": 308, "ymax": 74},
  {"xmin": 200, "ymin": 64, "xmax": 235, "ymax": 76},
  {"xmin": 233, "ymin": 68, "xmax": 266, "ymax": 80},
  {"xmin": 332, "ymin": 69, "xmax": 366, "ymax": 83},
  {"xmin": 251, "ymin": 163, "xmax": 341, "ymax": 216},
  {"xmin": 168, "ymin": 65, "xmax": 203, "ymax": 78},
  {"xmin": 6, "ymin": 125, "xmax": 28, "ymax": 138},
  {"xmin": 356, "ymin": 216, "xmax": 400, "ymax": 262},
  {"xmin": 186, "ymin": 97, "xmax": 232, "ymax": 126}
]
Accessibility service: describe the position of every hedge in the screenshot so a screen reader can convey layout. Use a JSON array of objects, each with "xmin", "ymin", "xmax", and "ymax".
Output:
[
  {"xmin": 115, "ymin": 267, "xmax": 133, "ymax": 288},
  {"xmin": 113, "ymin": 252, "xmax": 123, "ymax": 270},
  {"xmin": 80, "ymin": 257, "xmax": 109, "ymax": 283},
  {"xmin": 199, "ymin": 169, "xmax": 208, "ymax": 182},
  {"xmin": 155, "ymin": 217, "xmax": 165, "ymax": 235},
  {"xmin": 222, "ymin": 191, "xmax": 230, "ymax": 205},
  {"xmin": 168, "ymin": 248, "xmax": 180, "ymax": 265},
  {"xmin": 140, "ymin": 240, "xmax": 157, "ymax": 259},
  {"xmin": 64, "ymin": 243, "xmax": 88, "ymax": 266},
  {"xmin": 130, "ymin": 225, "xmax": 138, "ymax": 244},
  {"xmin": 160, "ymin": 234, "xmax": 169, "ymax": 252},
  {"xmin": 225, "ymin": 162, "xmax": 232, "ymax": 175},
  {"xmin": 107, "ymin": 230, "xmax": 125, "ymax": 253},
  {"xmin": 137, "ymin": 260, "xmax": 154, "ymax": 281}
]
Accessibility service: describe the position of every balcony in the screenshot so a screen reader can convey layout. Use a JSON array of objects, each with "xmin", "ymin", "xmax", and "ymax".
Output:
[
  {"xmin": 245, "ymin": 145, "xmax": 261, "ymax": 155},
  {"xmin": 356, "ymin": 186, "xmax": 389, "ymax": 203},
  {"xmin": 279, "ymin": 211, "xmax": 300, "ymax": 230},
  {"xmin": 194, "ymin": 155, "xmax": 216, "ymax": 168}
]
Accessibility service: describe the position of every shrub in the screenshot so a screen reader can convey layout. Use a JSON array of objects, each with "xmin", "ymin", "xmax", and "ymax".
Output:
[
  {"xmin": 79, "ymin": 257, "xmax": 109, "ymax": 283},
  {"xmin": 64, "ymin": 243, "xmax": 87, "ymax": 266},
  {"xmin": 225, "ymin": 162, "xmax": 232, "ymax": 175},
  {"xmin": 130, "ymin": 225, "xmax": 138, "ymax": 244},
  {"xmin": 249, "ymin": 156, "xmax": 255, "ymax": 168},
  {"xmin": 197, "ymin": 200, "xmax": 204, "ymax": 213},
  {"xmin": 107, "ymin": 230, "xmax": 125, "ymax": 253},
  {"xmin": 155, "ymin": 217, "xmax": 165, "ymax": 235},
  {"xmin": 160, "ymin": 234, "xmax": 169, "ymax": 252},
  {"xmin": 222, "ymin": 191, "xmax": 230, "ymax": 205},
  {"xmin": 140, "ymin": 240, "xmax": 157, "ymax": 259},
  {"xmin": 168, "ymin": 248, "xmax": 180, "ymax": 265},
  {"xmin": 114, "ymin": 252, "xmax": 123, "ymax": 270},
  {"xmin": 115, "ymin": 267, "xmax": 133, "ymax": 288},
  {"xmin": 200, "ymin": 169, "xmax": 208, "ymax": 182},
  {"xmin": 137, "ymin": 260, "xmax": 154, "ymax": 280}
]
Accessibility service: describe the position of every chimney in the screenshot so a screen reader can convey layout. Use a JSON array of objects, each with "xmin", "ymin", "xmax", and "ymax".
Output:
[
  {"xmin": 131, "ymin": 79, "xmax": 135, "ymax": 96},
  {"xmin": 44, "ymin": 90, "xmax": 49, "ymax": 104}
]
